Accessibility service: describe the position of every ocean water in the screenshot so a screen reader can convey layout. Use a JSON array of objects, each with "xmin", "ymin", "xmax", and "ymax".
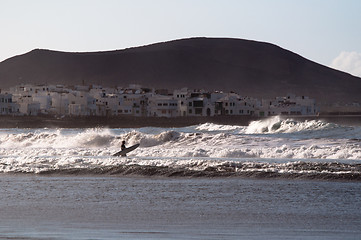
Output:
[{"xmin": 0, "ymin": 116, "xmax": 361, "ymax": 239}]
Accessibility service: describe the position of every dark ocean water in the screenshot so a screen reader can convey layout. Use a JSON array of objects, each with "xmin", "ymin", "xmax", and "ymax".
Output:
[{"xmin": 0, "ymin": 176, "xmax": 360, "ymax": 240}]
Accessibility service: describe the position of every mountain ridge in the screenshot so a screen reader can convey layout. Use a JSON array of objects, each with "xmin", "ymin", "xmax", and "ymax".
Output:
[{"xmin": 0, "ymin": 37, "xmax": 360, "ymax": 104}]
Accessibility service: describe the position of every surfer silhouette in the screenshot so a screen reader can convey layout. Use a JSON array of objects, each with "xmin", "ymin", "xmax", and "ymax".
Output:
[
  {"xmin": 121, "ymin": 141, "xmax": 127, "ymax": 156},
  {"xmin": 121, "ymin": 141, "xmax": 126, "ymax": 150},
  {"xmin": 113, "ymin": 141, "xmax": 139, "ymax": 157}
]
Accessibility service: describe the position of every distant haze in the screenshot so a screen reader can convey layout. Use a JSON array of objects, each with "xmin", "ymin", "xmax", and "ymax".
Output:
[{"xmin": 0, "ymin": 38, "xmax": 360, "ymax": 104}]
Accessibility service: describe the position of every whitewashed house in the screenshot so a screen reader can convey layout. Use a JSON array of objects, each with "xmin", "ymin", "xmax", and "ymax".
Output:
[
  {"xmin": 33, "ymin": 95, "xmax": 52, "ymax": 114},
  {"xmin": 118, "ymin": 88, "xmax": 150, "ymax": 117},
  {"xmin": 148, "ymin": 95, "xmax": 179, "ymax": 117},
  {"xmin": 216, "ymin": 94, "xmax": 239, "ymax": 116},
  {"xmin": 68, "ymin": 91, "xmax": 96, "ymax": 116},
  {"xmin": 16, "ymin": 95, "xmax": 40, "ymax": 116},
  {"xmin": 259, "ymin": 94, "xmax": 319, "ymax": 116},
  {"xmin": 49, "ymin": 92, "xmax": 69, "ymax": 115},
  {"xmin": 186, "ymin": 91, "xmax": 214, "ymax": 116},
  {"xmin": 0, "ymin": 93, "xmax": 19, "ymax": 115},
  {"xmin": 5, "ymin": 84, "xmax": 320, "ymax": 118},
  {"xmin": 215, "ymin": 93, "xmax": 238, "ymax": 116},
  {"xmin": 173, "ymin": 88, "xmax": 188, "ymax": 116},
  {"xmin": 237, "ymin": 97, "xmax": 260, "ymax": 116}
]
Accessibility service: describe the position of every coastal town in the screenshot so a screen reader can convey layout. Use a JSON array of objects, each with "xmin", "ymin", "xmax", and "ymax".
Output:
[{"xmin": 0, "ymin": 83, "xmax": 319, "ymax": 117}]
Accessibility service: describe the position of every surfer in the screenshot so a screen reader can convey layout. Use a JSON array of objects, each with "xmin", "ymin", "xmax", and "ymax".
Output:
[
  {"xmin": 121, "ymin": 141, "xmax": 126, "ymax": 151},
  {"xmin": 121, "ymin": 141, "xmax": 127, "ymax": 156},
  {"xmin": 113, "ymin": 141, "xmax": 139, "ymax": 157},
  {"xmin": 120, "ymin": 141, "xmax": 127, "ymax": 157}
]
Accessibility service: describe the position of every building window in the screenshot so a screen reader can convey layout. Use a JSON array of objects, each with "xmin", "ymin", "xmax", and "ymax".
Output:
[
  {"xmin": 193, "ymin": 101, "xmax": 203, "ymax": 108},
  {"xmin": 195, "ymin": 108, "xmax": 202, "ymax": 115}
]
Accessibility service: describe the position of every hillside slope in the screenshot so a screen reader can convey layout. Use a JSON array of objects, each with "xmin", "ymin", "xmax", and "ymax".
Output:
[{"xmin": 0, "ymin": 37, "xmax": 360, "ymax": 103}]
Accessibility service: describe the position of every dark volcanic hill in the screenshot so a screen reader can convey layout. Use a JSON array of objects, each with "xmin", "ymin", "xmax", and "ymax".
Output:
[{"xmin": 0, "ymin": 37, "xmax": 360, "ymax": 104}]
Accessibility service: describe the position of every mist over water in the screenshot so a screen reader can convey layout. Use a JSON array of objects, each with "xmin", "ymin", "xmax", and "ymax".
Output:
[{"xmin": 0, "ymin": 116, "xmax": 360, "ymax": 180}]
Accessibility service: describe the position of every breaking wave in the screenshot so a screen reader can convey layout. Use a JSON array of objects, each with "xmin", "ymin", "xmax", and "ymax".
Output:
[
  {"xmin": 245, "ymin": 116, "xmax": 331, "ymax": 134},
  {"xmin": 1, "ymin": 156, "xmax": 360, "ymax": 181},
  {"xmin": 195, "ymin": 123, "xmax": 244, "ymax": 132},
  {"xmin": 244, "ymin": 116, "xmax": 355, "ymax": 137},
  {"xmin": 1, "ymin": 116, "xmax": 361, "ymax": 180}
]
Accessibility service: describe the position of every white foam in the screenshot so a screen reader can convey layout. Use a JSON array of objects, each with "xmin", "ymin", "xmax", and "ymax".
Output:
[
  {"xmin": 196, "ymin": 123, "xmax": 244, "ymax": 132},
  {"xmin": 244, "ymin": 116, "xmax": 333, "ymax": 134},
  {"xmin": 0, "ymin": 117, "xmax": 361, "ymax": 173}
]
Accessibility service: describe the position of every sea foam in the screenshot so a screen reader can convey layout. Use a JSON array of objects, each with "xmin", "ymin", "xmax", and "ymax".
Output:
[{"xmin": 0, "ymin": 116, "xmax": 361, "ymax": 178}]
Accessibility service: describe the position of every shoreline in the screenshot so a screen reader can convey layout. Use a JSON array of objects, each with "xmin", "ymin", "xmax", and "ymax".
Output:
[{"xmin": 0, "ymin": 115, "xmax": 360, "ymax": 128}]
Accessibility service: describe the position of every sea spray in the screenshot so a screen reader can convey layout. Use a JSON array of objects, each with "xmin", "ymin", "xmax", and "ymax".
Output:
[{"xmin": 0, "ymin": 116, "xmax": 361, "ymax": 178}]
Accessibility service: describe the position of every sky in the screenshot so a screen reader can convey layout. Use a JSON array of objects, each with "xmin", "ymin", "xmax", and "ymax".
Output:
[{"xmin": 1, "ymin": 0, "xmax": 361, "ymax": 77}]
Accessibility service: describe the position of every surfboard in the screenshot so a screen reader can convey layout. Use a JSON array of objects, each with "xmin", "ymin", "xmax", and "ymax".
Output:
[{"xmin": 112, "ymin": 143, "xmax": 140, "ymax": 157}]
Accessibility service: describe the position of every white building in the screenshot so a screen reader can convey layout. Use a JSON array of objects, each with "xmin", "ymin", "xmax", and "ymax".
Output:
[
  {"xmin": 215, "ymin": 93, "xmax": 240, "ymax": 116},
  {"xmin": 0, "ymin": 93, "xmax": 19, "ymax": 115},
  {"xmin": 4, "ymin": 84, "xmax": 319, "ymax": 118},
  {"xmin": 184, "ymin": 90, "xmax": 215, "ymax": 117},
  {"xmin": 214, "ymin": 92, "xmax": 258, "ymax": 116},
  {"xmin": 237, "ymin": 97, "xmax": 260, "ymax": 116},
  {"xmin": 68, "ymin": 91, "xmax": 96, "ymax": 116},
  {"xmin": 14, "ymin": 95, "xmax": 40, "ymax": 115},
  {"xmin": 33, "ymin": 95, "xmax": 52, "ymax": 114},
  {"xmin": 173, "ymin": 88, "xmax": 188, "ymax": 116},
  {"xmin": 49, "ymin": 92, "xmax": 69, "ymax": 115},
  {"xmin": 259, "ymin": 94, "xmax": 319, "ymax": 116},
  {"xmin": 148, "ymin": 95, "xmax": 179, "ymax": 117}
]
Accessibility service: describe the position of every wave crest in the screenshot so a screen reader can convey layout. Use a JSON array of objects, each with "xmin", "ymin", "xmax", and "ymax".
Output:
[
  {"xmin": 120, "ymin": 130, "xmax": 180, "ymax": 147},
  {"xmin": 3, "ymin": 157, "xmax": 360, "ymax": 181},
  {"xmin": 196, "ymin": 123, "xmax": 243, "ymax": 132},
  {"xmin": 245, "ymin": 116, "xmax": 333, "ymax": 134}
]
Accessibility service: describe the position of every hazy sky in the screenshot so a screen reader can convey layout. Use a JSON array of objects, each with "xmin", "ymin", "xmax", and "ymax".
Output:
[{"xmin": 1, "ymin": 0, "xmax": 361, "ymax": 76}]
